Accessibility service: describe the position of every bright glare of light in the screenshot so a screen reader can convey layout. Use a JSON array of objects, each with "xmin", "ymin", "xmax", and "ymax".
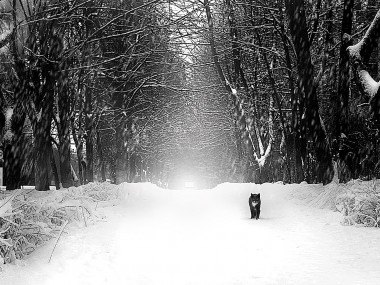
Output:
[
  {"xmin": 175, "ymin": 173, "xmax": 198, "ymax": 190},
  {"xmin": 184, "ymin": 181, "xmax": 195, "ymax": 188}
]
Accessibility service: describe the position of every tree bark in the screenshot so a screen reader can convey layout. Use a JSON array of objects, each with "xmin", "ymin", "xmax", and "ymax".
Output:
[
  {"xmin": 4, "ymin": 111, "xmax": 24, "ymax": 191},
  {"xmin": 85, "ymin": 87, "xmax": 94, "ymax": 183},
  {"xmin": 285, "ymin": 0, "xmax": 333, "ymax": 184},
  {"xmin": 83, "ymin": 2, "xmax": 96, "ymax": 184},
  {"xmin": 97, "ymin": 131, "xmax": 106, "ymax": 181},
  {"xmin": 34, "ymin": 120, "xmax": 53, "ymax": 191},
  {"xmin": 71, "ymin": 116, "xmax": 85, "ymax": 185},
  {"xmin": 58, "ymin": 85, "xmax": 73, "ymax": 188},
  {"xmin": 51, "ymin": 146, "xmax": 61, "ymax": 189},
  {"xmin": 337, "ymin": 0, "xmax": 354, "ymax": 182},
  {"xmin": 33, "ymin": 73, "xmax": 54, "ymax": 191},
  {"xmin": 277, "ymin": 1, "xmax": 304, "ymax": 183}
]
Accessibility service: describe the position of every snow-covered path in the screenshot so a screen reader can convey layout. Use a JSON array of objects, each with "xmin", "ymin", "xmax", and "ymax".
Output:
[{"xmin": 1, "ymin": 182, "xmax": 380, "ymax": 285}]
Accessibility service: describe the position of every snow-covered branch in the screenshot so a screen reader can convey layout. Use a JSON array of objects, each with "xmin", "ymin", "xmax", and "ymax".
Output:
[{"xmin": 348, "ymin": 8, "xmax": 380, "ymax": 114}]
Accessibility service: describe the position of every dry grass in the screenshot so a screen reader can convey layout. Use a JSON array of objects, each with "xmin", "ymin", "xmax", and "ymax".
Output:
[{"xmin": 0, "ymin": 182, "xmax": 121, "ymax": 264}]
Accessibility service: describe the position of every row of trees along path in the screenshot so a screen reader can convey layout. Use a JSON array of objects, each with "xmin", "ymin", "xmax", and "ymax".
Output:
[{"xmin": 1, "ymin": 0, "xmax": 380, "ymax": 190}]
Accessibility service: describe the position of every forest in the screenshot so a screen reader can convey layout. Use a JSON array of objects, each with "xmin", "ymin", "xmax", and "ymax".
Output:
[{"xmin": 1, "ymin": 0, "xmax": 380, "ymax": 191}]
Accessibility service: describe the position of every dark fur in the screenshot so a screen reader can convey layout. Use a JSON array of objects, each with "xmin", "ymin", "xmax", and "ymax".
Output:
[{"xmin": 249, "ymin": 193, "xmax": 261, "ymax": 220}]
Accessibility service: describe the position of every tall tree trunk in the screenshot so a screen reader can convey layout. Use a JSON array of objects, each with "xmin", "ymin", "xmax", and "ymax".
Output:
[
  {"xmin": 85, "ymin": 87, "xmax": 94, "ymax": 183},
  {"xmin": 71, "ymin": 117, "xmax": 85, "ymax": 185},
  {"xmin": 325, "ymin": 0, "xmax": 338, "ymax": 150},
  {"xmin": 82, "ymin": 1, "xmax": 96, "ymax": 184},
  {"xmin": 34, "ymin": 114, "xmax": 53, "ymax": 191},
  {"xmin": 78, "ymin": 146, "xmax": 85, "ymax": 184},
  {"xmin": 0, "ymin": 98, "xmax": 5, "ymax": 136},
  {"xmin": 51, "ymin": 145, "xmax": 60, "ymax": 189},
  {"xmin": 5, "ymin": 2, "xmax": 25, "ymax": 190},
  {"xmin": 97, "ymin": 131, "xmax": 106, "ymax": 182},
  {"xmin": 129, "ymin": 153, "xmax": 137, "ymax": 182},
  {"xmin": 33, "ymin": 66, "xmax": 54, "ymax": 191},
  {"xmin": 225, "ymin": 0, "xmax": 242, "ymax": 86},
  {"xmin": 285, "ymin": 0, "xmax": 333, "ymax": 184},
  {"xmin": 337, "ymin": 0, "xmax": 354, "ymax": 182},
  {"xmin": 114, "ymin": 121, "xmax": 128, "ymax": 184},
  {"xmin": 277, "ymin": 1, "xmax": 304, "ymax": 183},
  {"xmin": 5, "ymin": 107, "xmax": 24, "ymax": 190},
  {"xmin": 58, "ymin": 86, "xmax": 73, "ymax": 188}
]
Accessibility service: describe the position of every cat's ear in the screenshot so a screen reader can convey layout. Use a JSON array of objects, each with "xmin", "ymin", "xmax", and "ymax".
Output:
[{"xmin": 258, "ymin": 193, "xmax": 260, "ymax": 197}]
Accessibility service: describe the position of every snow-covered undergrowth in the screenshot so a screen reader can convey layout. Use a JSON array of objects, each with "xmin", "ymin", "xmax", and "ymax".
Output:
[
  {"xmin": 0, "ymin": 182, "xmax": 121, "ymax": 265},
  {"xmin": 335, "ymin": 180, "xmax": 380, "ymax": 227},
  {"xmin": 290, "ymin": 180, "xmax": 380, "ymax": 228}
]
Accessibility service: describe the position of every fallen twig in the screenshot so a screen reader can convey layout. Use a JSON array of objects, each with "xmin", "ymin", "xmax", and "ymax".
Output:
[{"xmin": 48, "ymin": 220, "xmax": 69, "ymax": 263}]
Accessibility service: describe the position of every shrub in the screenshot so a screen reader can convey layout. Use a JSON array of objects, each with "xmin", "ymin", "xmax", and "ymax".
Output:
[{"xmin": 335, "ymin": 181, "xmax": 380, "ymax": 227}]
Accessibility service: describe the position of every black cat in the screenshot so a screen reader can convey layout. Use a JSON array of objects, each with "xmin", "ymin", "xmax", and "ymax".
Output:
[{"xmin": 249, "ymin": 193, "xmax": 261, "ymax": 220}]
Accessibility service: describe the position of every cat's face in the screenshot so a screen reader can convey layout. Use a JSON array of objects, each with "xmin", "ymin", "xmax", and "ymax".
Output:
[{"xmin": 250, "ymin": 193, "xmax": 261, "ymax": 205}]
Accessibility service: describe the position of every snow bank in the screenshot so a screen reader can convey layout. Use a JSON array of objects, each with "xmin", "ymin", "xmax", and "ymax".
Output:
[
  {"xmin": 289, "ymin": 181, "xmax": 341, "ymax": 210},
  {"xmin": 289, "ymin": 179, "xmax": 380, "ymax": 227},
  {"xmin": 0, "ymin": 182, "xmax": 122, "ymax": 266}
]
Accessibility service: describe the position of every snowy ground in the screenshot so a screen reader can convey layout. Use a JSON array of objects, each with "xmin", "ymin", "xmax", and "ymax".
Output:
[{"xmin": 1, "ymin": 182, "xmax": 380, "ymax": 285}]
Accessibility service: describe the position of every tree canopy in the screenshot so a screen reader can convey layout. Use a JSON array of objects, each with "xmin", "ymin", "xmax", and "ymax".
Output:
[{"xmin": 1, "ymin": 0, "xmax": 380, "ymax": 189}]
